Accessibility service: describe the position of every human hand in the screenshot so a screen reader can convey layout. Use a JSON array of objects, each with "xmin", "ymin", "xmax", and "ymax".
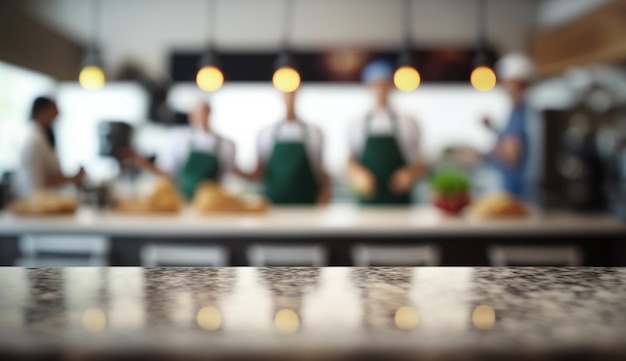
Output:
[
  {"xmin": 316, "ymin": 189, "xmax": 331, "ymax": 205},
  {"xmin": 456, "ymin": 146, "xmax": 482, "ymax": 165},
  {"xmin": 351, "ymin": 166, "xmax": 376, "ymax": 198},
  {"xmin": 482, "ymin": 116, "xmax": 494, "ymax": 130},
  {"xmin": 389, "ymin": 167, "xmax": 414, "ymax": 195},
  {"xmin": 72, "ymin": 167, "xmax": 86, "ymax": 185}
]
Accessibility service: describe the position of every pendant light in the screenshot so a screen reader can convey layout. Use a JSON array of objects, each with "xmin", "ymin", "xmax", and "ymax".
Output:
[
  {"xmin": 394, "ymin": 0, "xmax": 421, "ymax": 92},
  {"xmin": 196, "ymin": 0, "xmax": 224, "ymax": 92},
  {"xmin": 470, "ymin": 0, "xmax": 496, "ymax": 92},
  {"xmin": 79, "ymin": 0, "xmax": 106, "ymax": 91},
  {"xmin": 272, "ymin": 0, "xmax": 300, "ymax": 93}
]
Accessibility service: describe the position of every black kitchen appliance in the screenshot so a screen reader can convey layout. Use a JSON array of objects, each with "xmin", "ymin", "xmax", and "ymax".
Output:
[
  {"xmin": 543, "ymin": 109, "xmax": 607, "ymax": 211},
  {"xmin": 542, "ymin": 84, "xmax": 624, "ymax": 212},
  {"xmin": 96, "ymin": 121, "xmax": 137, "ymax": 203},
  {"xmin": 0, "ymin": 172, "xmax": 13, "ymax": 210}
]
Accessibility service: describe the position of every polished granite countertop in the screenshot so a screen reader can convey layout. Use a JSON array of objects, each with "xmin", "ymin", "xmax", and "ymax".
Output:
[{"xmin": 1, "ymin": 267, "xmax": 626, "ymax": 360}]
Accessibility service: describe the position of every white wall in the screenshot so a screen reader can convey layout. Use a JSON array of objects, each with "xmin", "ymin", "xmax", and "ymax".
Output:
[
  {"xmin": 52, "ymin": 82, "xmax": 511, "ymax": 181},
  {"xmin": 22, "ymin": 0, "xmax": 539, "ymax": 77},
  {"xmin": 53, "ymin": 83, "xmax": 149, "ymax": 181}
]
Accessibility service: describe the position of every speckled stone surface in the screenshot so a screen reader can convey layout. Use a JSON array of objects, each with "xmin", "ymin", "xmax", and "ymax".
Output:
[{"xmin": 1, "ymin": 267, "xmax": 626, "ymax": 360}]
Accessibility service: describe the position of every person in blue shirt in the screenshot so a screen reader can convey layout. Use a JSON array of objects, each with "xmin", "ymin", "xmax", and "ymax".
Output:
[{"xmin": 483, "ymin": 53, "xmax": 540, "ymax": 201}]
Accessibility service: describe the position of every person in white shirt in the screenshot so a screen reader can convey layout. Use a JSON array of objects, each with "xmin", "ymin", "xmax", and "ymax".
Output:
[
  {"xmin": 346, "ymin": 60, "xmax": 425, "ymax": 205},
  {"xmin": 242, "ymin": 91, "xmax": 331, "ymax": 205},
  {"xmin": 16, "ymin": 97, "xmax": 85, "ymax": 197},
  {"xmin": 136, "ymin": 101, "xmax": 236, "ymax": 199}
]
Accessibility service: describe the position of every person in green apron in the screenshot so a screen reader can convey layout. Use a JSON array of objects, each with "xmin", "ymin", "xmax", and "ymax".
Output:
[
  {"xmin": 241, "ymin": 91, "xmax": 331, "ymax": 205},
  {"xmin": 347, "ymin": 60, "xmax": 425, "ymax": 205},
  {"xmin": 134, "ymin": 102, "xmax": 236, "ymax": 199}
]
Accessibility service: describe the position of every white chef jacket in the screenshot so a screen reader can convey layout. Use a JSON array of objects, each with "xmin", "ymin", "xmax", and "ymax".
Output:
[
  {"xmin": 349, "ymin": 109, "xmax": 422, "ymax": 164},
  {"xmin": 15, "ymin": 123, "xmax": 63, "ymax": 197},
  {"xmin": 156, "ymin": 128, "xmax": 236, "ymax": 180},
  {"xmin": 257, "ymin": 120, "xmax": 324, "ymax": 176}
]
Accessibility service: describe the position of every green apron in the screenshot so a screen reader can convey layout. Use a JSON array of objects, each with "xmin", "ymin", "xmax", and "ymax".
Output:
[
  {"xmin": 264, "ymin": 122, "xmax": 320, "ymax": 205},
  {"xmin": 358, "ymin": 111, "xmax": 411, "ymax": 205},
  {"xmin": 177, "ymin": 134, "xmax": 222, "ymax": 199}
]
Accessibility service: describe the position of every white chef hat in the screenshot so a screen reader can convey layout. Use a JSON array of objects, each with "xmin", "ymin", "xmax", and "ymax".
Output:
[
  {"xmin": 167, "ymin": 86, "xmax": 211, "ymax": 113},
  {"xmin": 496, "ymin": 53, "xmax": 536, "ymax": 82}
]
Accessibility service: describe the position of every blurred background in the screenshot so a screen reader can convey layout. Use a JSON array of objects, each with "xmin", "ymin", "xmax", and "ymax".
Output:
[
  {"xmin": 0, "ymin": 0, "xmax": 625, "ymax": 267},
  {"xmin": 1, "ymin": 1, "xmax": 625, "ymax": 202}
]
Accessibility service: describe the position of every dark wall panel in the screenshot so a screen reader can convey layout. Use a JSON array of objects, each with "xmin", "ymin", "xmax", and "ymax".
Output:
[{"xmin": 171, "ymin": 48, "xmax": 497, "ymax": 83}]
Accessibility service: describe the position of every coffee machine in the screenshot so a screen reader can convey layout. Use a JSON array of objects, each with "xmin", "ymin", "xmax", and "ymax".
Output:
[
  {"xmin": 542, "ymin": 83, "xmax": 625, "ymax": 214},
  {"xmin": 93, "ymin": 121, "xmax": 136, "ymax": 205}
]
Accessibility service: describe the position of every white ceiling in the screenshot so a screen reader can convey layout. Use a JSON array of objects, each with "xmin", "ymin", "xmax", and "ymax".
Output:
[{"xmin": 20, "ymin": 0, "xmax": 544, "ymax": 77}]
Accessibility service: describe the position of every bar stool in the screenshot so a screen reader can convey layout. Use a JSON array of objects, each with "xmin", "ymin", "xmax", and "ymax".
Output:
[
  {"xmin": 247, "ymin": 244, "xmax": 327, "ymax": 266},
  {"xmin": 488, "ymin": 245, "xmax": 583, "ymax": 266},
  {"xmin": 351, "ymin": 244, "xmax": 441, "ymax": 266},
  {"xmin": 16, "ymin": 235, "xmax": 110, "ymax": 267},
  {"xmin": 141, "ymin": 244, "xmax": 228, "ymax": 267}
]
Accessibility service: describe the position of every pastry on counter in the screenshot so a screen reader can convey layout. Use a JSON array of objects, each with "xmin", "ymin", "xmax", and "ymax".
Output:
[
  {"xmin": 471, "ymin": 192, "xmax": 528, "ymax": 219},
  {"xmin": 115, "ymin": 178, "xmax": 183, "ymax": 214},
  {"xmin": 193, "ymin": 182, "xmax": 267, "ymax": 214},
  {"xmin": 9, "ymin": 191, "xmax": 78, "ymax": 215}
]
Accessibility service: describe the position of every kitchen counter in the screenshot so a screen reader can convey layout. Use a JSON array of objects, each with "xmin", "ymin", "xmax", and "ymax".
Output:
[
  {"xmin": 1, "ymin": 267, "xmax": 626, "ymax": 360},
  {"xmin": 0, "ymin": 204, "xmax": 624, "ymax": 237}
]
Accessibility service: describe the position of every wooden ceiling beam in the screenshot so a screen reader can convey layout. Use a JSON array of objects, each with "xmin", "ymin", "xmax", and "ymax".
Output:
[{"xmin": 531, "ymin": 0, "xmax": 626, "ymax": 77}]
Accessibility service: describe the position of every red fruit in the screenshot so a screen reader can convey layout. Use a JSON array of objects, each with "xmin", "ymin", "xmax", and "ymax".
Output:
[{"xmin": 432, "ymin": 193, "xmax": 470, "ymax": 214}]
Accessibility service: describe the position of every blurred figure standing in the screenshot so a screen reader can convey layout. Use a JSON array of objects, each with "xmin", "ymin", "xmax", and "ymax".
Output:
[
  {"xmin": 243, "ymin": 91, "xmax": 331, "ymax": 205},
  {"xmin": 347, "ymin": 60, "xmax": 425, "ymax": 205},
  {"xmin": 15, "ymin": 97, "xmax": 86, "ymax": 197},
  {"xmin": 136, "ymin": 102, "xmax": 237, "ymax": 199},
  {"xmin": 483, "ymin": 53, "xmax": 542, "ymax": 201}
]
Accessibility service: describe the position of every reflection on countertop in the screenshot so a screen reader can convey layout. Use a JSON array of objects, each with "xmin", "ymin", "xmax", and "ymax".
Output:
[{"xmin": 1, "ymin": 267, "xmax": 626, "ymax": 360}]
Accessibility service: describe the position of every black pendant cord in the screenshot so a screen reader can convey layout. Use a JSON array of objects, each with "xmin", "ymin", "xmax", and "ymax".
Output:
[
  {"xmin": 281, "ymin": 0, "xmax": 295, "ymax": 49},
  {"xmin": 402, "ymin": 0, "xmax": 412, "ymax": 50},
  {"xmin": 89, "ymin": 0, "xmax": 101, "ymax": 59},
  {"xmin": 199, "ymin": 0, "xmax": 219, "ymax": 68},
  {"xmin": 398, "ymin": 0, "xmax": 415, "ymax": 67},
  {"xmin": 476, "ymin": 0, "xmax": 488, "ymax": 64},
  {"xmin": 207, "ymin": 0, "xmax": 217, "ymax": 49}
]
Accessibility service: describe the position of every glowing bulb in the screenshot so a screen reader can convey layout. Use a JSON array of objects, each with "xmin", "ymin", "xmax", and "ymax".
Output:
[
  {"xmin": 197, "ymin": 306, "xmax": 222, "ymax": 331},
  {"xmin": 81, "ymin": 308, "xmax": 106, "ymax": 333},
  {"xmin": 196, "ymin": 65, "xmax": 224, "ymax": 92},
  {"xmin": 393, "ymin": 66, "xmax": 421, "ymax": 92},
  {"xmin": 472, "ymin": 305, "xmax": 496, "ymax": 330},
  {"xmin": 394, "ymin": 306, "xmax": 419, "ymax": 330},
  {"xmin": 274, "ymin": 309, "xmax": 299, "ymax": 334},
  {"xmin": 272, "ymin": 66, "xmax": 301, "ymax": 93},
  {"xmin": 79, "ymin": 65, "xmax": 106, "ymax": 91},
  {"xmin": 470, "ymin": 66, "xmax": 497, "ymax": 91}
]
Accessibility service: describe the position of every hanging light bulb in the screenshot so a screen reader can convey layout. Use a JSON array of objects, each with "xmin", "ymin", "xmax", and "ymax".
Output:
[
  {"xmin": 273, "ymin": 0, "xmax": 300, "ymax": 93},
  {"xmin": 196, "ymin": 1, "xmax": 223, "ymax": 92},
  {"xmin": 79, "ymin": 64, "xmax": 106, "ymax": 90},
  {"xmin": 273, "ymin": 51, "xmax": 300, "ymax": 93},
  {"xmin": 79, "ymin": 0, "xmax": 105, "ymax": 91},
  {"xmin": 394, "ymin": 65, "xmax": 420, "ymax": 92},
  {"xmin": 470, "ymin": 0, "xmax": 495, "ymax": 92},
  {"xmin": 394, "ymin": 0, "xmax": 420, "ymax": 92},
  {"xmin": 471, "ymin": 66, "xmax": 496, "ymax": 91},
  {"xmin": 196, "ymin": 49, "xmax": 224, "ymax": 92},
  {"xmin": 273, "ymin": 66, "xmax": 300, "ymax": 93},
  {"xmin": 196, "ymin": 65, "xmax": 224, "ymax": 92}
]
